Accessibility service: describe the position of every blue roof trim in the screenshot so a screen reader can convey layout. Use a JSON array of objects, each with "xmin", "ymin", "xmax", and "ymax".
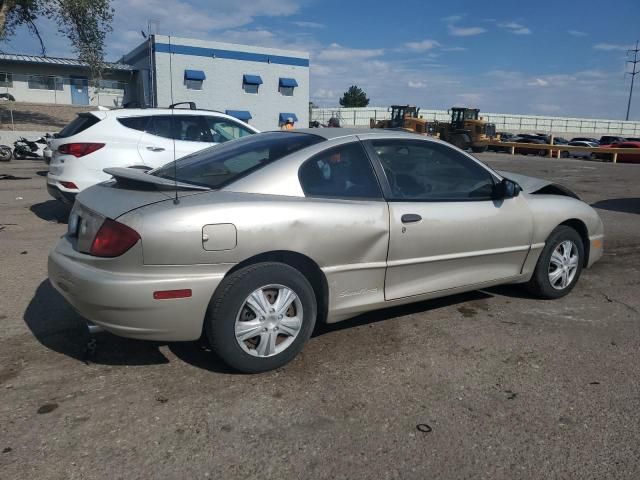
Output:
[
  {"xmin": 155, "ymin": 43, "xmax": 309, "ymax": 67},
  {"xmin": 225, "ymin": 110, "xmax": 252, "ymax": 121},
  {"xmin": 243, "ymin": 74, "xmax": 263, "ymax": 85},
  {"xmin": 279, "ymin": 113, "xmax": 299, "ymax": 123},
  {"xmin": 279, "ymin": 77, "xmax": 298, "ymax": 88},
  {"xmin": 184, "ymin": 69, "xmax": 206, "ymax": 81}
]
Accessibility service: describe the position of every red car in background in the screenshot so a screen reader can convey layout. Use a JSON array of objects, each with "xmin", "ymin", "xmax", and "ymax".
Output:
[{"xmin": 598, "ymin": 141, "xmax": 640, "ymax": 163}]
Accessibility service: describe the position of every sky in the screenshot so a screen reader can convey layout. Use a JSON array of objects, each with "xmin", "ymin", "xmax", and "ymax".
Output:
[{"xmin": 2, "ymin": 0, "xmax": 639, "ymax": 120}]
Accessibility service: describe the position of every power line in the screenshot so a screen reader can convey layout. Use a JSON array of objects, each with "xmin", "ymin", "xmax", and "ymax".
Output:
[{"xmin": 625, "ymin": 40, "xmax": 639, "ymax": 121}]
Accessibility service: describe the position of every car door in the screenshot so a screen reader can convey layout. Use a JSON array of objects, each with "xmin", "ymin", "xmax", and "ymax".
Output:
[
  {"xmin": 364, "ymin": 138, "xmax": 534, "ymax": 301},
  {"xmin": 137, "ymin": 115, "xmax": 214, "ymax": 168}
]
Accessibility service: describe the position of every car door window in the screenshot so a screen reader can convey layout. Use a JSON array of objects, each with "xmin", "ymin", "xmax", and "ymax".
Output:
[
  {"xmin": 369, "ymin": 139, "xmax": 496, "ymax": 200},
  {"xmin": 204, "ymin": 117, "xmax": 254, "ymax": 143},
  {"xmin": 147, "ymin": 115, "xmax": 212, "ymax": 142},
  {"xmin": 299, "ymin": 142, "xmax": 381, "ymax": 199}
]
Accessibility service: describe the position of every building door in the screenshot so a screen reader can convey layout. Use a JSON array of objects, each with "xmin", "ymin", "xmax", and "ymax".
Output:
[{"xmin": 70, "ymin": 76, "xmax": 89, "ymax": 105}]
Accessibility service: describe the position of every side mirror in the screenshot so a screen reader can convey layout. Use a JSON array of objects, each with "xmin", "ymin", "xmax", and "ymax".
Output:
[{"xmin": 495, "ymin": 178, "xmax": 521, "ymax": 199}]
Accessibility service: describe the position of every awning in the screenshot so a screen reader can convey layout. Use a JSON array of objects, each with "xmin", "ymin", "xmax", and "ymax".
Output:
[
  {"xmin": 225, "ymin": 110, "xmax": 252, "ymax": 121},
  {"xmin": 184, "ymin": 69, "xmax": 206, "ymax": 81},
  {"xmin": 279, "ymin": 77, "xmax": 298, "ymax": 88},
  {"xmin": 243, "ymin": 74, "xmax": 263, "ymax": 85},
  {"xmin": 279, "ymin": 113, "xmax": 299, "ymax": 123}
]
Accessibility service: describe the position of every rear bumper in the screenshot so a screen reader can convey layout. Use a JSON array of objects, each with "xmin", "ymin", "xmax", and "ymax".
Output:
[
  {"xmin": 47, "ymin": 183, "xmax": 76, "ymax": 205},
  {"xmin": 48, "ymin": 237, "xmax": 229, "ymax": 341}
]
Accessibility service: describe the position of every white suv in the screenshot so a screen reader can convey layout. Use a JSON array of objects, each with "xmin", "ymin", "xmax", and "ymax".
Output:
[{"xmin": 47, "ymin": 105, "xmax": 259, "ymax": 203}]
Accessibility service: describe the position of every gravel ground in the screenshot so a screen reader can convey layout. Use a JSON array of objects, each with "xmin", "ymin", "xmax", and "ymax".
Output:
[{"xmin": 0, "ymin": 153, "xmax": 638, "ymax": 479}]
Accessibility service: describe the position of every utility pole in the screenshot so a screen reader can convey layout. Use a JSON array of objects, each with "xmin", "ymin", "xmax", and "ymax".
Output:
[{"xmin": 625, "ymin": 40, "xmax": 639, "ymax": 121}]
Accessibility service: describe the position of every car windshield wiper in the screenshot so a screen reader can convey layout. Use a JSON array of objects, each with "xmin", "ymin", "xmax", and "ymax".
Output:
[{"xmin": 104, "ymin": 167, "xmax": 211, "ymax": 191}]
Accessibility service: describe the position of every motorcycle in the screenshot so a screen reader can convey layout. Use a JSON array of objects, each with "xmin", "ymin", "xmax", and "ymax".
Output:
[
  {"xmin": 0, "ymin": 137, "xmax": 11, "ymax": 162},
  {"xmin": 13, "ymin": 134, "xmax": 51, "ymax": 160}
]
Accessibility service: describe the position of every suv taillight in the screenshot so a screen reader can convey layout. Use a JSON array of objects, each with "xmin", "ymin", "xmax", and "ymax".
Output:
[
  {"xmin": 90, "ymin": 219, "xmax": 140, "ymax": 257},
  {"xmin": 59, "ymin": 143, "xmax": 105, "ymax": 157}
]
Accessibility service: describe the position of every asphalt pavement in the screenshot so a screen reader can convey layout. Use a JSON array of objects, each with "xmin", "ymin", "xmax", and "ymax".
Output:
[{"xmin": 0, "ymin": 153, "xmax": 638, "ymax": 479}]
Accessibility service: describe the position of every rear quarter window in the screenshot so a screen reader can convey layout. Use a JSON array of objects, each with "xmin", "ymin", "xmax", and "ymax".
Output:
[
  {"xmin": 57, "ymin": 114, "xmax": 101, "ymax": 138},
  {"xmin": 117, "ymin": 116, "xmax": 150, "ymax": 132}
]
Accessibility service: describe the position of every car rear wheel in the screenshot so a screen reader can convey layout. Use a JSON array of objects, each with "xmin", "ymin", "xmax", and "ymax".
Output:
[
  {"xmin": 525, "ymin": 226, "xmax": 584, "ymax": 299},
  {"xmin": 205, "ymin": 262, "xmax": 317, "ymax": 373}
]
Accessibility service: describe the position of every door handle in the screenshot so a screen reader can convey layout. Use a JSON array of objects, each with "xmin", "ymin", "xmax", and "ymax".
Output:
[
  {"xmin": 146, "ymin": 146, "xmax": 165, "ymax": 152},
  {"xmin": 401, "ymin": 214, "xmax": 422, "ymax": 224}
]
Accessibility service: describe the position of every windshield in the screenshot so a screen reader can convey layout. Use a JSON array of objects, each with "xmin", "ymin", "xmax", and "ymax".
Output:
[{"xmin": 151, "ymin": 132, "xmax": 325, "ymax": 189}]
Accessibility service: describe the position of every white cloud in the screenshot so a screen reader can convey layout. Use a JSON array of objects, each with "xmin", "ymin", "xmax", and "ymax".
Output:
[
  {"xmin": 528, "ymin": 78, "xmax": 550, "ymax": 87},
  {"xmin": 568, "ymin": 30, "xmax": 588, "ymax": 37},
  {"xmin": 442, "ymin": 15, "xmax": 463, "ymax": 23},
  {"xmin": 499, "ymin": 22, "xmax": 531, "ymax": 35},
  {"xmin": 292, "ymin": 21, "xmax": 325, "ymax": 29},
  {"xmin": 448, "ymin": 25, "xmax": 487, "ymax": 37},
  {"xmin": 594, "ymin": 43, "xmax": 631, "ymax": 51},
  {"xmin": 442, "ymin": 46, "xmax": 467, "ymax": 52},
  {"xmin": 316, "ymin": 43, "xmax": 384, "ymax": 61},
  {"xmin": 408, "ymin": 80, "xmax": 427, "ymax": 88},
  {"xmin": 405, "ymin": 39, "xmax": 441, "ymax": 52}
]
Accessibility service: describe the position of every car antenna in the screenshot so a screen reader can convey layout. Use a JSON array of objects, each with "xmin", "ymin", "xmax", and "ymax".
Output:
[{"xmin": 168, "ymin": 34, "xmax": 179, "ymax": 205}]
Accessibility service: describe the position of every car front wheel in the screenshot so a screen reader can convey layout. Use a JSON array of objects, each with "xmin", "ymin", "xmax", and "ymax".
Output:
[
  {"xmin": 526, "ymin": 226, "xmax": 584, "ymax": 299},
  {"xmin": 206, "ymin": 262, "xmax": 317, "ymax": 373}
]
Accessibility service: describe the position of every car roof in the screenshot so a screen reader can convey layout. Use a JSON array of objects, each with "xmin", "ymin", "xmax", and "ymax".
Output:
[{"xmin": 100, "ymin": 108, "xmax": 230, "ymax": 117}]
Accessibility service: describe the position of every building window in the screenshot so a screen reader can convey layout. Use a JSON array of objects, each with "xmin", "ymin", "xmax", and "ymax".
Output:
[
  {"xmin": 98, "ymin": 79, "xmax": 125, "ymax": 92},
  {"xmin": 0, "ymin": 72, "xmax": 13, "ymax": 88},
  {"xmin": 243, "ymin": 74, "xmax": 263, "ymax": 94},
  {"xmin": 184, "ymin": 70, "xmax": 206, "ymax": 90},
  {"xmin": 278, "ymin": 78, "xmax": 298, "ymax": 97},
  {"xmin": 28, "ymin": 75, "xmax": 63, "ymax": 91}
]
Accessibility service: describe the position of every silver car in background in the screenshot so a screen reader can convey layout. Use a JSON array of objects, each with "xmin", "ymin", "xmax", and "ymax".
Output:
[{"xmin": 48, "ymin": 129, "xmax": 604, "ymax": 373}]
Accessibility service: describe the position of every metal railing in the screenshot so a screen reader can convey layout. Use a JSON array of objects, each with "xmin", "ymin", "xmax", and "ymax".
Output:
[{"xmin": 310, "ymin": 107, "xmax": 640, "ymax": 137}]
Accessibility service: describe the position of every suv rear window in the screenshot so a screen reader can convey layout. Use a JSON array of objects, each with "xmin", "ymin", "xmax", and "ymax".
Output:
[
  {"xmin": 58, "ymin": 114, "xmax": 101, "ymax": 138},
  {"xmin": 152, "ymin": 132, "xmax": 324, "ymax": 189},
  {"xmin": 117, "ymin": 116, "xmax": 150, "ymax": 132}
]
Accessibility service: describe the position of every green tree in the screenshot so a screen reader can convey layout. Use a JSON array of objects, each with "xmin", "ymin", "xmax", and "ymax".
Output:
[
  {"xmin": 0, "ymin": 0, "xmax": 114, "ymax": 80},
  {"xmin": 339, "ymin": 85, "xmax": 370, "ymax": 108}
]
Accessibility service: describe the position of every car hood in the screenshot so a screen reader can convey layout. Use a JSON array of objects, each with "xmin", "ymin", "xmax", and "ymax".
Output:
[{"xmin": 497, "ymin": 170, "xmax": 579, "ymax": 199}]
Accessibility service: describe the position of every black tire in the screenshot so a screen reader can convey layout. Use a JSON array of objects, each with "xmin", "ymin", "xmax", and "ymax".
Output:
[
  {"xmin": 0, "ymin": 148, "xmax": 12, "ymax": 162},
  {"xmin": 471, "ymin": 145, "xmax": 488, "ymax": 153},
  {"xmin": 525, "ymin": 226, "xmax": 584, "ymax": 299},
  {"xmin": 11, "ymin": 149, "xmax": 23, "ymax": 160},
  {"xmin": 538, "ymin": 149, "xmax": 547, "ymax": 157},
  {"xmin": 205, "ymin": 262, "xmax": 317, "ymax": 373}
]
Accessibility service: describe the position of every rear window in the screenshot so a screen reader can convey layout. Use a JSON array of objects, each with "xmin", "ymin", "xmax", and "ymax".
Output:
[
  {"xmin": 58, "ymin": 114, "xmax": 101, "ymax": 138},
  {"xmin": 151, "ymin": 132, "xmax": 324, "ymax": 189},
  {"xmin": 117, "ymin": 116, "xmax": 150, "ymax": 132}
]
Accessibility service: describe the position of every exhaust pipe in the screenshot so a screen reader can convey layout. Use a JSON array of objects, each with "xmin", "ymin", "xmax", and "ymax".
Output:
[{"xmin": 87, "ymin": 322, "xmax": 104, "ymax": 335}]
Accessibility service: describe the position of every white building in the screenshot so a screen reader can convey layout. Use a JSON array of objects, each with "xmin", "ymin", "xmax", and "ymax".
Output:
[
  {"xmin": 123, "ymin": 35, "xmax": 310, "ymax": 131},
  {"xmin": 0, "ymin": 53, "xmax": 133, "ymax": 107}
]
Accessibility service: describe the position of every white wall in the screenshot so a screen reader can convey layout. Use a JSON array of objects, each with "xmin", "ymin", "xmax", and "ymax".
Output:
[
  {"xmin": 0, "ymin": 63, "xmax": 130, "ymax": 107},
  {"xmin": 312, "ymin": 107, "xmax": 640, "ymax": 137},
  {"xmin": 152, "ymin": 35, "xmax": 309, "ymax": 131}
]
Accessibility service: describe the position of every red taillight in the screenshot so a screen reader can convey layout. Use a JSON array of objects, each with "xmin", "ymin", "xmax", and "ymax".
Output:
[
  {"xmin": 59, "ymin": 181, "xmax": 78, "ymax": 190},
  {"xmin": 153, "ymin": 289, "xmax": 192, "ymax": 300},
  {"xmin": 59, "ymin": 143, "xmax": 105, "ymax": 157},
  {"xmin": 90, "ymin": 219, "xmax": 140, "ymax": 257}
]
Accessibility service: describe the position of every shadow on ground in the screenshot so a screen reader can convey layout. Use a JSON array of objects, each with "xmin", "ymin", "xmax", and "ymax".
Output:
[
  {"xmin": 591, "ymin": 198, "xmax": 640, "ymax": 215},
  {"xmin": 24, "ymin": 279, "xmax": 532, "ymax": 373},
  {"xmin": 30, "ymin": 200, "xmax": 70, "ymax": 224}
]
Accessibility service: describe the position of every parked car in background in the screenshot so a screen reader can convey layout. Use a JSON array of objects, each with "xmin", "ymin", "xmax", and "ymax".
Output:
[
  {"xmin": 598, "ymin": 141, "xmax": 640, "ymax": 163},
  {"xmin": 46, "ymin": 105, "xmax": 259, "ymax": 203},
  {"xmin": 567, "ymin": 141, "xmax": 599, "ymax": 159},
  {"xmin": 599, "ymin": 135, "xmax": 626, "ymax": 145},
  {"xmin": 488, "ymin": 132, "xmax": 516, "ymax": 152},
  {"xmin": 512, "ymin": 136, "xmax": 548, "ymax": 156},
  {"xmin": 570, "ymin": 137, "xmax": 599, "ymax": 144},
  {"xmin": 624, "ymin": 137, "xmax": 640, "ymax": 142},
  {"xmin": 48, "ymin": 129, "xmax": 604, "ymax": 373}
]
